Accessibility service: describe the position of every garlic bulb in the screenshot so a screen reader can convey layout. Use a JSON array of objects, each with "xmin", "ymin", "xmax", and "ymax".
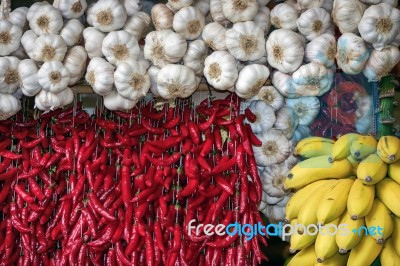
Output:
[
  {"xmin": 31, "ymin": 33, "xmax": 68, "ymax": 62},
  {"xmin": 260, "ymin": 164, "xmax": 290, "ymax": 197},
  {"xmin": 86, "ymin": 57, "xmax": 114, "ymax": 96},
  {"xmin": 18, "ymin": 59, "xmax": 41, "ymax": 97},
  {"xmin": 121, "ymin": 0, "xmax": 142, "ymax": 16},
  {"xmin": 210, "ymin": 0, "xmax": 230, "ymax": 26},
  {"xmin": 194, "ymin": 0, "xmax": 210, "ymax": 15},
  {"xmin": 144, "ymin": 30, "xmax": 187, "ymax": 68},
  {"xmin": 336, "ymin": 33, "xmax": 369, "ymax": 75},
  {"xmin": 114, "ymin": 62, "xmax": 150, "ymax": 101},
  {"xmin": 60, "ymin": 19, "xmax": 84, "ymax": 47},
  {"xmin": 274, "ymin": 106, "xmax": 299, "ymax": 139},
  {"xmin": 10, "ymin": 45, "xmax": 28, "ymax": 60},
  {"xmin": 253, "ymin": 86, "xmax": 285, "ymax": 111},
  {"xmin": 102, "ymin": 30, "xmax": 140, "ymax": 66},
  {"xmin": 148, "ymin": 65, "xmax": 160, "ymax": 97},
  {"xmin": 21, "ymin": 30, "xmax": 38, "ymax": 58},
  {"xmin": 202, "ymin": 22, "xmax": 227, "ymax": 51},
  {"xmin": 63, "ymin": 46, "xmax": 87, "ymax": 85},
  {"xmin": 37, "ymin": 61, "xmax": 70, "ymax": 93},
  {"xmin": 58, "ymin": 0, "xmax": 87, "ymax": 19},
  {"xmin": 0, "ymin": 56, "xmax": 20, "ymax": 94},
  {"xmin": 321, "ymin": 0, "xmax": 334, "ymax": 12},
  {"xmin": 138, "ymin": 45, "xmax": 151, "ymax": 70},
  {"xmin": 271, "ymin": 71, "xmax": 297, "ymax": 98},
  {"xmin": 363, "ymin": 46, "xmax": 400, "ymax": 81},
  {"xmin": 157, "ymin": 64, "xmax": 199, "ymax": 99},
  {"xmin": 173, "ymin": 7, "xmax": 205, "ymax": 40},
  {"xmin": 27, "ymin": 2, "xmax": 49, "ymax": 22},
  {"xmin": 332, "ymin": 0, "xmax": 366, "ymax": 34},
  {"xmin": 259, "ymin": 199, "xmax": 268, "ymax": 211},
  {"xmin": 247, "ymin": 100, "xmax": 276, "ymax": 134},
  {"xmin": 253, "ymin": 6, "xmax": 271, "ymax": 36},
  {"xmin": 83, "ymin": 27, "xmax": 105, "ymax": 59},
  {"xmin": 167, "ymin": 0, "xmax": 194, "ymax": 12},
  {"xmin": 262, "ymin": 204, "xmax": 286, "ymax": 223},
  {"xmin": 151, "ymin": 4, "xmax": 174, "ymax": 31},
  {"xmin": 0, "ymin": 20, "xmax": 22, "ymax": 56},
  {"xmin": 34, "ymin": 88, "xmax": 74, "ymax": 111},
  {"xmin": 103, "ymin": 89, "xmax": 138, "ymax": 111},
  {"xmin": 358, "ymin": 3, "xmax": 400, "ymax": 50},
  {"xmin": 87, "ymin": 0, "xmax": 127, "ymax": 32},
  {"xmin": 286, "ymin": 97, "xmax": 320, "ymax": 126},
  {"xmin": 297, "ymin": 0, "xmax": 325, "ymax": 9},
  {"xmin": 8, "ymin": 7, "xmax": 28, "ymax": 30},
  {"xmin": 183, "ymin": 40, "xmax": 208, "ymax": 76},
  {"xmin": 28, "ymin": 4, "xmax": 63, "ymax": 35},
  {"xmin": 221, "ymin": 0, "xmax": 259, "ymax": 23},
  {"xmin": 266, "ymin": 29, "xmax": 304, "ymax": 74},
  {"xmin": 203, "ymin": 51, "xmax": 238, "ymax": 91},
  {"xmin": 360, "ymin": 0, "xmax": 398, "ymax": 6},
  {"xmin": 297, "ymin": 7, "xmax": 331, "ymax": 41},
  {"xmin": 291, "ymin": 62, "xmax": 333, "ymax": 97},
  {"xmin": 253, "ymin": 129, "xmax": 291, "ymax": 166},
  {"xmin": 270, "ymin": 3, "xmax": 298, "ymax": 30},
  {"xmin": 263, "ymin": 192, "xmax": 286, "ymax": 205},
  {"xmin": 292, "ymin": 124, "xmax": 312, "ymax": 144},
  {"xmin": 0, "ymin": 93, "xmax": 21, "ymax": 120},
  {"xmin": 235, "ymin": 64, "xmax": 269, "ymax": 99},
  {"xmin": 225, "ymin": 21, "xmax": 265, "ymax": 61},
  {"xmin": 123, "ymin": 12, "xmax": 151, "ymax": 39},
  {"xmin": 305, "ymin": 33, "xmax": 336, "ymax": 68},
  {"xmin": 280, "ymin": 154, "xmax": 298, "ymax": 170}
]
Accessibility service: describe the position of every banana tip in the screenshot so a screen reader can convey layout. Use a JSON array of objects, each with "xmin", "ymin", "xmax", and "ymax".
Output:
[
  {"xmin": 289, "ymin": 248, "xmax": 296, "ymax": 254},
  {"xmin": 365, "ymin": 176, "xmax": 372, "ymax": 182},
  {"xmin": 350, "ymin": 215, "xmax": 358, "ymax": 220},
  {"xmin": 377, "ymin": 238, "xmax": 385, "ymax": 245},
  {"xmin": 389, "ymin": 155, "xmax": 395, "ymax": 161},
  {"xmin": 317, "ymin": 258, "xmax": 324, "ymax": 263},
  {"xmin": 339, "ymin": 248, "xmax": 348, "ymax": 254}
]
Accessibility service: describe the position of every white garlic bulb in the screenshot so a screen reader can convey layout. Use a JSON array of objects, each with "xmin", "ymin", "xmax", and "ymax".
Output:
[
  {"xmin": 37, "ymin": 61, "xmax": 70, "ymax": 93},
  {"xmin": 60, "ymin": 19, "xmax": 84, "ymax": 47},
  {"xmin": 173, "ymin": 7, "xmax": 205, "ymax": 40},
  {"xmin": 260, "ymin": 164, "xmax": 290, "ymax": 197},
  {"xmin": 254, "ymin": 86, "xmax": 285, "ymax": 111},
  {"xmin": 226, "ymin": 21, "xmax": 266, "ymax": 61},
  {"xmin": 27, "ymin": 2, "xmax": 49, "ymax": 22},
  {"xmin": 83, "ymin": 27, "xmax": 105, "ymax": 59},
  {"xmin": 305, "ymin": 33, "xmax": 336, "ymax": 68},
  {"xmin": 8, "ymin": 7, "xmax": 28, "ymax": 30},
  {"xmin": 31, "ymin": 33, "xmax": 68, "ymax": 62},
  {"xmin": 114, "ymin": 62, "xmax": 150, "ymax": 101},
  {"xmin": 63, "ymin": 46, "xmax": 87, "ymax": 85},
  {"xmin": 297, "ymin": 7, "xmax": 331, "ymax": 41},
  {"xmin": 274, "ymin": 106, "xmax": 299, "ymax": 139},
  {"xmin": 235, "ymin": 64, "xmax": 269, "ymax": 99},
  {"xmin": 21, "ymin": 30, "xmax": 38, "ymax": 58},
  {"xmin": 253, "ymin": 129, "xmax": 291, "ymax": 166},
  {"xmin": 102, "ymin": 30, "xmax": 140, "ymax": 66},
  {"xmin": 35, "ymin": 88, "xmax": 74, "ymax": 111},
  {"xmin": 271, "ymin": 71, "xmax": 297, "ymax": 98},
  {"xmin": 167, "ymin": 0, "xmax": 193, "ymax": 11},
  {"xmin": 292, "ymin": 62, "xmax": 333, "ymax": 97},
  {"xmin": 363, "ymin": 46, "xmax": 400, "ymax": 82},
  {"xmin": 103, "ymin": 89, "xmax": 138, "ymax": 111},
  {"xmin": 270, "ymin": 3, "xmax": 298, "ymax": 31},
  {"xmin": 210, "ymin": 0, "xmax": 230, "ymax": 26},
  {"xmin": 18, "ymin": 59, "xmax": 41, "ymax": 97},
  {"xmin": 183, "ymin": 40, "xmax": 209, "ymax": 76},
  {"xmin": 86, "ymin": 57, "xmax": 114, "ymax": 96},
  {"xmin": 87, "ymin": 0, "xmax": 127, "ymax": 32},
  {"xmin": 123, "ymin": 12, "xmax": 151, "ymax": 39},
  {"xmin": 336, "ymin": 33, "xmax": 370, "ymax": 75},
  {"xmin": 297, "ymin": 0, "xmax": 325, "ymax": 9},
  {"xmin": 194, "ymin": 0, "xmax": 210, "ymax": 15},
  {"xmin": 266, "ymin": 29, "xmax": 305, "ymax": 74},
  {"xmin": 221, "ymin": 0, "xmax": 259, "ymax": 23},
  {"xmin": 321, "ymin": 0, "xmax": 334, "ymax": 12},
  {"xmin": 332, "ymin": 0, "xmax": 366, "ymax": 34},
  {"xmin": 148, "ymin": 65, "xmax": 160, "ymax": 97},
  {"xmin": 203, "ymin": 51, "xmax": 238, "ymax": 91},
  {"xmin": 360, "ymin": 0, "xmax": 398, "ymax": 6},
  {"xmin": 247, "ymin": 100, "xmax": 276, "ymax": 134},
  {"xmin": 0, "ymin": 20, "xmax": 22, "ymax": 56},
  {"xmin": 58, "ymin": 0, "xmax": 87, "ymax": 19},
  {"xmin": 121, "ymin": 0, "xmax": 142, "ymax": 16},
  {"xmin": 151, "ymin": 4, "xmax": 174, "ymax": 31},
  {"xmin": 286, "ymin": 97, "xmax": 320, "ymax": 126},
  {"xmin": 0, "ymin": 93, "xmax": 21, "ymax": 120},
  {"xmin": 358, "ymin": 3, "xmax": 400, "ymax": 50},
  {"xmin": 202, "ymin": 22, "xmax": 227, "ymax": 51},
  {"xmin": 0, "ymin": 56, "xmax": 20, "ymax": 94},
  {"xmin": 144, "ymin": 30, "xmax": 187, "ymax": 68},
  {"xmin": 157, "ymin": 64, "xmax": 199, "ymax": 99},
  {"xmin": 253, "ymin": 6, "xmax": 271, "ymax": 36},
  {"xmin": 28, "ymin": 4, "xmax": 63, "ymax": 35}
]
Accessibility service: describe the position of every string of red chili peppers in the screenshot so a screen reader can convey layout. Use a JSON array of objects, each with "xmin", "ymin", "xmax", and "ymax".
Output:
[{"xmin": 0, "ymin": 93, "xmax": 267, "ymax": 265}]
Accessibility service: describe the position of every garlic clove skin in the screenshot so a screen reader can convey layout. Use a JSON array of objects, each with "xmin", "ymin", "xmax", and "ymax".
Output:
[
  {"xmin": 167, "ymin": 0, "xmax": 194, "ymax": 12},
  {"xmin": 102, "ymin": 30, "xmax": 140, "ymax": 67},
  {"xmin": 253, "ymin": 6, "xmax": 271, "ymax": 36},
  {"xmin": 0, "ymin": 93, "xmax": 21, "ymax": 120},
  {"xmin": 210, "ymin": 0, "xmax": 231, "ymax": 27},
  {"xmin": 0, "ymin": 20, "xmax": 23, "ymax": 56},
  {"xmin": 83, "ymin": 27, "xmax": 106, "ymax": 59},
  {"xmin": 270, "ymin": 3, "xmax": 298, "ymax": 31},
  {"xmin": 114, "ymin": 62, "xmax": 151, "ymax": 101},
  {"xmin": 305, "ymin": 33, "xmax": 336, "ymax": 68},
  {"xmin": 8, "ymin": 7, "xmax": 28, "ymax": 31},
  {"xmin": 358, "ymin": 3, "xmax": 400, "ymax": 50},
  {"xmin": 28, "ymin": 4, "xmax": 63, "ymax": 35},
  {"xmin": 203, "ymin": 51, "xmax": 238, "ymax": 91},
  {"xmin": 297, "ymin": 7, "xmax": 331, "ymax": 41},
  {"xmin": 274, "ymin": 106, "xmax": 299, "ymax": 139},
  {"xmin": 151, "ymin": 4, "xmax": 174, "ymax": 31},
  {"xmin": 291, "ymin": 62, "xmax": 333, "ymax": 97},
  {"xmin": 121, "ymin": 0, "xmax": 142, "ymax": 16},
  {"xmin": 336, "ymin": 33, "xmax": 370, "ymax": 75},
  {"xmin": 221, "ymin": 0, "xmax": 259, "ymax": 23},
  {"xmin": 321, "ymin": 0, "xmax": 334, "ymax": 12},
  {"xmin": 360, "ymin": 0, "xmax": 398, "ymax": 7},
  {"xmin": 363, "ymin": 45, "xmax": 400, "ymax": 82},
  {"xmin": 249, "ymin": 86, "xmax": 285, "ymax": 111},
  {"xmin": 37, "ymin": 61, "xmax": 70, "ymax": 94},
  {"xmin": 34, "ymin": 88, "xmax": 73, "ymax": 111},
  {"xmin": 18, "ymin": 59, "xmax": 41, "ymax": 97},
  {"xmin": 202, "ymin": 22, "xmax": 227, "ymax": 51},
  {"xmin": 260, "ymin": 164, "xmax": 290, "ymax": 197},
  {"xmin": 87, "ymin": 0, "xmax": 128, "ymax": 33},
  {"xmin": 32, "ymin": 33, "xmax": 68, "ymax": 62},
  {"xmin": 86, "ymin": 57, "xmax": 114, "ymax": 96},
  {"xmin": 173, "ymin": 6, "xmax": 206, "ymax": 40},
  {"xmin": 0, "ymin": 56, "xmax": 20, "ymax": 94},
  {"xmin": 235, "ymin": 64, "xmax": 269, "ymax": 99},
  {"xmin": 286, "ymin": 96, "xmax": 320, "ymax": 126},
  {"xmin": 148, "ymin": 65, "xmax": 160, "ymax": 97},
  {"xmin": 297, "ymin": 0, "xmax": 325, "ymax": 10},
  {"xmin": 63, "ymin": 46, "xmax": 88, "ymax": 86},
  {"xmin": 271, "ymin": 71, "xmax": 298, "ymax": 98},
  {"xmin": 58, "ymin": 0, "xmax": 88, "ymax": 19},
  {"xmin": 225, "ymin": 21, "xmax": 266, "ymax": 61},
  {"xmin": 60, "ymin": 19, "xmax": 84, "ymax": 47},
  {"xmin": 247, "ymin": 100, "xmax": 276, "ymax": 134},
  {"xmin": 253, "ymin": 129, "xmax": 291, "ymax": 166},
  {"xmin": 123, "ymin": 12, "xmax": 151, "ymax": 39},
  {"xmin": 332, "ymin": 0, "xmax": 366, "ymax": 34},
  {"xmin": 194, "ymin": 0, "xmax": 210, "ymax": 16},
  {"xmin": 183, "ymin": 39, "xmax": 209, "ymax": 76},
  {"xmin": 21, "ymin": 30, "xmax": 38, "ymax": 58},
  {"xmin": 103, "ymin": 89, "xmax": 138, "ymax": 111}
]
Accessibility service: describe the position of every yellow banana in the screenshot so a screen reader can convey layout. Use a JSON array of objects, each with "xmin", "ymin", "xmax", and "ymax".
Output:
[
  {"xmin": 388, "ymin": 160, "xmax": 400, "ymax": 184},
  {"xmin": 392, "ymin": 216, "xmax": 400, "ymax": 257},
  {"xmin": 285, "ymin": 155, "xmax": 352, "ymax": 190},
  {"xmin": 315, "ymin": 219, "xmax": 339, "ymax": 263},
  {"xmin": 379, "ymin": 237, "xmax": 400, "ymax": 266},
  {"xmin": 350, "ymin": 135, "xmax": 378, "ymax": 160},
  {"xmin": 347, "ymin": 179, "xmax": 375, "ymax": 220},
  {"xmin": 347, "ymin": 235, "xmax": 383, "ymax": 266},
  {"xmin": 335, "ymin": 210, "xmax": 365, "ymax": 254},
  {"xmin": 347, "ymin": 155, "xmax": 360, "ymax": 175},
  {"xmin": 377, "ymin": 136, "xmax": 400, "ymax": 164},
  {"xmin": 365, "ymin": 198, "xmax": 393, "ymax": 244},
  {"xmin": 295, "ymin": 137, "xmax": 334, "ymax": 158},
  {"xmin": 315, "ymin": 252, "xmax": 349, "ymax": 266},
  {"xmin": 287, "ymin": 244, "xmax": 317, "ymax": 266},
  {"xmin": 285, "ymin": 180, "xmax": 336, "ymax": 223},
  {"xmin": 356, "ymin": 153, "xmax": 387, "ymax": 185},
  {"xmin": 331, "ymin": 133, "xmax": 360, "ymax": 161},
  {"xmin": 290, "ymin": 228, "xmax": 318, "ymax": 253},
  {"xmin": 376, "ymin": 178, "xmax": 400, "ymax": 217}
]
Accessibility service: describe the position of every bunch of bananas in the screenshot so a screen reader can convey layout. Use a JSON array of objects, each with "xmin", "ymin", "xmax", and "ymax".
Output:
[{"xmin": 285, "ymin": 134, "xmax": 400, "ymax": 266}]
